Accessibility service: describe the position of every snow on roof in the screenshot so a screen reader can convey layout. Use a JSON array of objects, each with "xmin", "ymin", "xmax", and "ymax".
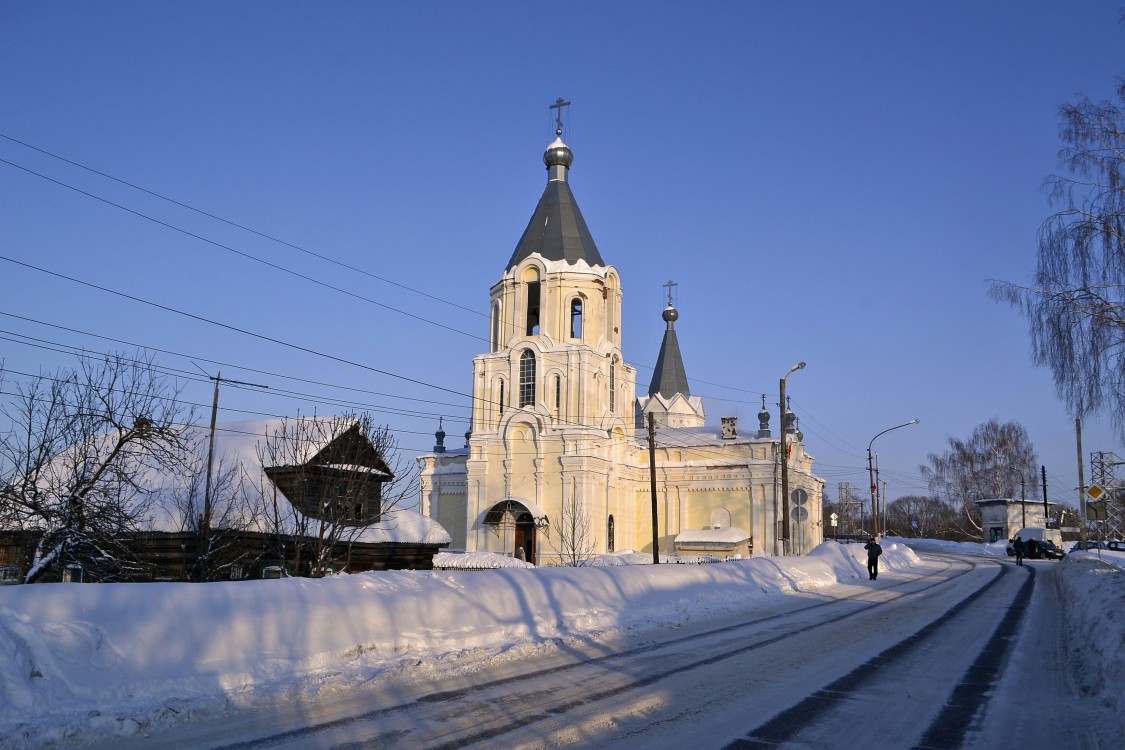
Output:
[
  {"xmin": 675, "ymin": 526, "xmax": 751, "ymax": 545},
  {"xmin": 433, "ymin": 551, "xmax": 534, "ymax": 569},
  {"xmin": 352, "ymin": 508, "xmax": 451, "ymax": 545}
]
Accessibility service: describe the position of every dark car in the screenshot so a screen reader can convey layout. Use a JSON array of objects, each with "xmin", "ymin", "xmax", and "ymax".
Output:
[{"xmin": 1033, "ymin": 540, "xmax": 1066, "ymax": 560}]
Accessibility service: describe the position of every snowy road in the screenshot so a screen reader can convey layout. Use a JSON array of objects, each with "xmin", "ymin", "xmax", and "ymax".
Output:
[{"xmin": 86, "ymin": 552, "xmax": 1109, "ymax": 750}]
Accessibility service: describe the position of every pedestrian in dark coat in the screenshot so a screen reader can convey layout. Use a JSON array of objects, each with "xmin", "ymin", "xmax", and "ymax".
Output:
[
  {"xmin": 864, "ymin": 537, "xmax": 883, "ymax": 580},
  {"xmin": 1026, "ymin": 538, "xmax": 1039, "ymax": 560},
  {"xmin": 1013, "ymin": 536, "xmax": 1026, "ymax": 566}
]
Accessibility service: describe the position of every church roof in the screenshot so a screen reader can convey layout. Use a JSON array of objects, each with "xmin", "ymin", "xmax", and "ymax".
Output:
[
  {"xmin": 506, "ymin": 136, "xmax": 605, "ymax": 270},
  {"xmin": 648, "ymin": 304, "xmax": 691, "ymax": 398}
]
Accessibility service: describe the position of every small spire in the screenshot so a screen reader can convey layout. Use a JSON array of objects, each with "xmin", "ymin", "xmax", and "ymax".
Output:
[
  {"xmin": 758, "ymin": 394, "xmax": 771, "ymax": 438},
  {"xmin": 434, "ymin": 417, "xmax": 446, "ymax": 454}
]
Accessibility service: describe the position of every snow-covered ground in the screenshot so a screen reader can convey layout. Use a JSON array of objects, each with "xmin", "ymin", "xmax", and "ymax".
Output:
[{"xmin": 0, "ymin": 539, "xmax": 1121, "ymax": 749}]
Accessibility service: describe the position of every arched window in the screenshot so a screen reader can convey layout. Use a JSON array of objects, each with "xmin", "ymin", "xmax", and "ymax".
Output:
[
  {"xmin": 524, "ymin": 269, "xmax": 541, "ymax": 336},
  {"xmin": 519, "ymin": 350, "xmax": 536, "ymax": 407},
  {"xmin": 498, "ymin": 380, "xmax": 505, "ymax": 418},
  {"xmin": 609, "ymin": 355, "xmax": 616, "ymax": 412},
  {"xmin": 491, "ymin": 301, "xmax": 501, "ymax": 352},
  {"xmin": 570, "ymin": 297, "xmax": 583, "ymax": 339},
  {"xmin": 607, "ymin": 515, "xmax": 615, "ymax": 553},
  {"xmin": 554, "ymin": 374, "xmax": 561, "ymax": 420}
]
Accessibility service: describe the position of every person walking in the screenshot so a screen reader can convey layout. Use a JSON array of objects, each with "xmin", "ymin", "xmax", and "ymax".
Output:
[
  {"xmin": 864, "ymin": 537, "xmax": 883, "ymax": 580},
  {"xmin": 1013, "ymin": 535, "xmax": 1026, "ymax": 566}
]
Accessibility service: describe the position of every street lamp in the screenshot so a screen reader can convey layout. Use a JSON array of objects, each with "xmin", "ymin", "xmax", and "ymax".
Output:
[
  {"xmin": 1015, "ymin": 469, "xmax": 1026, "ymax": 529},
  {"xmin": 866, "ymin": 419, "xmax": 919, "ymax": 538},
  {"xmin": 780, "ymin": 361, "xmax": 806, "ymax": 554}
]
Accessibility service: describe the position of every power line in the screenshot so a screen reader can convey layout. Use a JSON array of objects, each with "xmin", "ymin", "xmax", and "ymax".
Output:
[
  {"xmin": 0, "ymin": 131, "xmax": 488, "ymax": 320},
  {"xmin": 0, "ymin": 156, "xmax": 484, "ymax": 343}
]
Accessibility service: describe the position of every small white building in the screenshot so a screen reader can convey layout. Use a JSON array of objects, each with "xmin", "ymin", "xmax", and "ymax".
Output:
[{"xmin": 975, "ymin": 497, "xmax": 1058, "ymax": 543}]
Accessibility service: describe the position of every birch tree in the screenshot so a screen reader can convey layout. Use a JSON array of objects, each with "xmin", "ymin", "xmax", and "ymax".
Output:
[
  {"xmin": 991, "ymin": 78, "xmax": 1125, "ymax": 438},
  {"xmin": 919, "ymin": 419, "xmax": 1039, "ymax": 537}
]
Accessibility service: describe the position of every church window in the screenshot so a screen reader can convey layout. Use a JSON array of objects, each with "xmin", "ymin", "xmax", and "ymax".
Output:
[
  {"xmin": 570, "ymin": 297, "xmax": 582, "ymax": 339},
  {"xmin": 519, "ymin": 350, "xmax": 536, "ymax": 407},
  {"xmin": 525, "ymin": 280, "xmax": 541, "ymax": 336},
  {"xmin": 607, "ymin": 515, "xmax": 615, "ymax": 553},
  {"xmin": 498, "ymin": 380, "xmax": 505, "ymax": 417},
  {"xmin": 609, "ymin": 355, "xmax": 616, "ymax": 412},
  {"xmin": 491, "ymin": 301, "xmax": 501, "ymax": 352},
  {"xmin": 554, "ymin": 374, "xmax": 561, "ymax": 417}
]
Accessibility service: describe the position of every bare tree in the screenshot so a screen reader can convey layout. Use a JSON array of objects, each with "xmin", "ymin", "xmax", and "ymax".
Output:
[
  {"xmin": 552, "ymin": 493, "xmax": 595, "ymax": 566},
  {"xmin": 168, "ymin": 451, "xmax": 261, "ymax": 580},
  {"xmin": 885, "ymin": 495, "xmax": 958, "ymax": 539},
  {"xmin": 0, "ymin": 353, "xmax": 195, "ymax": 583},
  {"xmin": 919, "ymin": 419, "xmax": 1039, "ymax": 537},
  {"xmin": 991, "ymin": 78, "xmax": 1125, "ymax": 438},
  {"xmin": 254, "ymin": 413, "xmax": 415, "ymax": 577}
]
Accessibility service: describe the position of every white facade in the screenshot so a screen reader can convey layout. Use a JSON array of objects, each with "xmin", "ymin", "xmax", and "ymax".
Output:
[{"xmin": 418, "ymin": 131, "xmax": 823, "ymax": 562}]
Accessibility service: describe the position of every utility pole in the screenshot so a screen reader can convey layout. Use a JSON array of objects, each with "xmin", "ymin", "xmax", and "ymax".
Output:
[
  {"xmin": 779, "ymin": 362, "xmax": 806, "ymax": 554},
  {"xmin": 1041, "ymin": 465, "xmax": 1048, "ymax": 522},
  {"xmin": 194, "ymin": 367, "xmax": 268, "ymax": 581},
  {"xmin": 1077, "ymin": 418, "xmax": 1086, "ymax": 546},
  {"xmin": 647, "ymin": 413, "xmax": 660, "ymax": 565}
]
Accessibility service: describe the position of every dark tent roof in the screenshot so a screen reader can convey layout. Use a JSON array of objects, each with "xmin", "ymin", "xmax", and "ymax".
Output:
[
  {"xmin": 648, "ymin": 304, "xmax": 692, "ymax": 398},
  {"xmin": 505, "ymin": 138, "xmax": 604, "ymax": 270},
  {"xmin": 648, "ymin": 325, "xmax": 691, "ymax": 398}
]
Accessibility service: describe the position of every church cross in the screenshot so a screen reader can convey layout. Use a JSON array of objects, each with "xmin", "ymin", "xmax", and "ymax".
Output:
[
  {"xmin": 663, "ymin": 279, "xmax": 678, "ymax": 307},
  {"xmin": 550, "ymin": 97, "xmax": 571, "ymax": 136}
]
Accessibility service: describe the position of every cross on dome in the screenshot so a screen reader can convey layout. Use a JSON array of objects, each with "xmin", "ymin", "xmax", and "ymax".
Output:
[{"xmin": 550, "ymin": 97, "xmax": 571, "ymax": 136}]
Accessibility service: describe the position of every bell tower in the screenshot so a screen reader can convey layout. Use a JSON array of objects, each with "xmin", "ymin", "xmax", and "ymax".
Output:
[{"xmin": 462, "ymin": 104, "xmax": 636, "ymax": 558}]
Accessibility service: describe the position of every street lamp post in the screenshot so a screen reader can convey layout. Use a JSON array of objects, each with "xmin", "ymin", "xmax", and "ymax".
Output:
[
  {"xmin": 780, "ymin": 361, "xmax": 806, "ymax": 555},
  {"xmin": 866, "ymin": 419, "xmax": 920, "ymax": 538},
  {"xmin": 1017, "ymin": 470, "xmax": 1026, "ymax": 529}
]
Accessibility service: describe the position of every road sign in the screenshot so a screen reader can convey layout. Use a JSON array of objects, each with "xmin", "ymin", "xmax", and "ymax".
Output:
[
  {"xmin": 1087, "ymin": 500, "xmax": 1107, "ymax": 521},
  {"xmin": 791, "ymin": 507, "xmax": 809, "ymax": 523},
  {"xmin": 829, "ymin": 512, "xmax": 838, "ymax": 527},
  {"xmin": 1087, "ymin": 484, "xmax": 1105, "ymax": 500},
  {"xmin": 791, "ymin": 488, "xmax": 808, "ymax": 506}
]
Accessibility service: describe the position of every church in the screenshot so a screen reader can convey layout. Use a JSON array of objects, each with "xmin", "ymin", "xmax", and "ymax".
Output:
[{"xmin": 417, "ymin": 109, "xmax": 823, "ymax": 563}]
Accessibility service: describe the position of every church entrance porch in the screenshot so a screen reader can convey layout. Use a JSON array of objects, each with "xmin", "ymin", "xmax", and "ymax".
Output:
[{"xmin": 481, "ymin": 499, "xmax": 546, "ymax": 564}]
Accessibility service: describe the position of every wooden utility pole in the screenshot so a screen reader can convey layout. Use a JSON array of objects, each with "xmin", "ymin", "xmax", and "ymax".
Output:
[
  {"xmin": 194, "ymin": 367, "xmax": 268, "ymax": 581},
  {"xmin": 1076, "ymin": 418, "xmax": 1086, "ymax": 545},
  {"xmin": 647, "ymin": 413, "xmax": 660, "ymax": 564}
]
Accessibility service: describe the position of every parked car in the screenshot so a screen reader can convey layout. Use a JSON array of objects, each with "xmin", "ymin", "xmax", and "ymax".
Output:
[
  {"xmin": 1034, "ymin": 540, "xmax": 1066, "ymax": 560},
  {"xmin": 1070, "ymin": 540, "xmax": 1106, "ymax": 552},
  {"xmin": 1107, "ymin": 540, "xmax": 1125, "ymax": 552}
]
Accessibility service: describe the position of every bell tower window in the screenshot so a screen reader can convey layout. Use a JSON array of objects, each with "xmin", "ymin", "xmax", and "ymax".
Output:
[
  {"xmin": 570, "ymin": 297, "xmax": 583, "ymax": 340},
  {"xmin": 525, "ymin": 280, "xmax": 540, "ymax": 335},
  {"xmin": 519, "ymin": 349, "xmax": 536, "ymax": 407}
]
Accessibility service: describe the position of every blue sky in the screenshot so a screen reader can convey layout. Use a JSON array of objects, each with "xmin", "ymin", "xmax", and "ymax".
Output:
[{"xmin": 2, "ymin": 1, "xmax": 1123, "ymax": 509}]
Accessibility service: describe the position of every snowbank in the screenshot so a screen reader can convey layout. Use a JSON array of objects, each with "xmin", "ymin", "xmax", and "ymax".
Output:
[
  {"xmin": 0, "ymin": 539, "xmax": 1096, "ymax": 750},
  {"xmin": 1055, "ymin": 550, "xmax": 1125, "ymax": 733}
]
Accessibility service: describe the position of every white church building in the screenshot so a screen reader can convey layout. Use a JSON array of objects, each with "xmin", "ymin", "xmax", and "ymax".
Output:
[{"xmin": 417, "ymin": 116, "xmax": 823, "ymax": 563}]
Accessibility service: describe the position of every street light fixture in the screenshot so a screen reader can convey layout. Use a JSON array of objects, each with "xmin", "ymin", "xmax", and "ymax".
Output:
[
  {"xmin": 866, "ymin": 419, "xmax": 919, "ymax": 538},
  {"xmin": 780, "ymin": 361, "xmax": 806, "ymax": 555}
]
